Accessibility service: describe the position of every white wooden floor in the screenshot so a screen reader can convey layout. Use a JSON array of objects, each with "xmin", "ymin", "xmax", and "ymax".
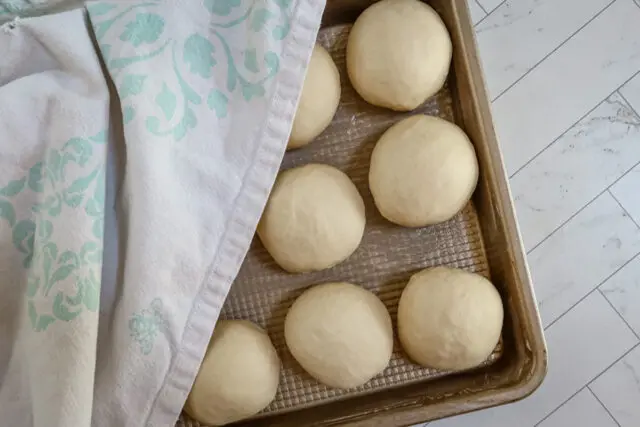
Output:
[{"xmin": 424, "ymin": 0, "xmax": 640, "ymax": 426}]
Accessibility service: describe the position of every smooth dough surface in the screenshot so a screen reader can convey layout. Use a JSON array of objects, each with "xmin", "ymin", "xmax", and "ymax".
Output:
[
  {"xmin": 288, "ymin": 44, "xmax": 341, "ymax": 149},
  {"xmin": 398, "ymin": 267, "xmax": 504, "ymax": 370},
  {"xmin": 184, "ymin": 320, "xmax": 280, "ymax": 426},
  {"xmin": 284, "ymin": 282, "xmax": 393, "ymax": 389},
  {"xmin": 257, "ymin": 164, "xmax": 365, "ymax": 273},
  {"xmin": 369, "ymin": 115, "xmax": 478, "ymax": 227},
  {"xmin": 346, "ymin": 0, "xmax": 452, "ymax": 111}
]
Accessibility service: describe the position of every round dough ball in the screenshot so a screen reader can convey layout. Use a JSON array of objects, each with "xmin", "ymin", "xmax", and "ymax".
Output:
[
  {"xmin": 369, "ymin": 115, "xmax": 478, "ymax": 227},
  {"xmin": 288, "ymin": 44, "xmax": 341, "ymax": 150},
  {"xmin": 184, "ymin": 320, "xmax": 280, "ymax": 426},
  {"xmin": 285, "ymin": 282, "xmax": 393, "ymax": 388},
  {"xmin": 398, "ymin": 267, "xmax": 503, "ymax": 370},
  {"xmin": 346, "ymin": 0, "xmax": 452, "ymax": 111},
  {"xmin": 258, "ymin": 164, "xmax": 365, "ymax": 273}
]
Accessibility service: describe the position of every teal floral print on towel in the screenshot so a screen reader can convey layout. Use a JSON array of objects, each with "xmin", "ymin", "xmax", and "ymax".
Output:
[
  {"xmin": 0, "ymin": 130, "xmax": 107, "ymax": 332},
  {"xmin": 87, "ymin": 0, "xmax": 292, "ymax": 141},
  {"xmin": 129, "ymin": 298, "xmax": 169, "ymax": 355},
  {"xmin": 0, "ymin": 0, "xmax": 45, "ymax": 16},
  {"xmin": 119, "ymin": 12, "xmax": 164, "ymax": 46},
  {"xmin": 205, "ymin": 0, "xmax": 241, "ymax": 17},
  {"xmin": 0, "ymin": 0, "xmax": 78, "ymax": 20},
  {"xmin": 183, "ymin": 33, "xmax": 217, "ymax": 78}
]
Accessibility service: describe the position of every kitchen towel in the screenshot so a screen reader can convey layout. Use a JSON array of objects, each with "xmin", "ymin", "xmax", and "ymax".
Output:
[{"xmin": 0, "ymin": 0, "xmax": 323, "ymax": 425}]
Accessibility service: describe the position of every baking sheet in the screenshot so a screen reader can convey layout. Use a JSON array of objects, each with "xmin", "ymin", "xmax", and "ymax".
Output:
[{"xmin": 180, "ymin": 23, "xmax": 502, "ymax": 425}]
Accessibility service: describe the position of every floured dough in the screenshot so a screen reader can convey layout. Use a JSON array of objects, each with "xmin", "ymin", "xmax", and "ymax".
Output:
[
  {"xmin": 258, "ymin": 164, "xmax": 365, "ymax": 273},
  {"xmin": 284, "ymin": 282, "xmax": 393, "ymax": 388},
  {"xmin": 346, "ymin": 0, "xmax": 452, "ymax": 111},
  {"xmin": 369, "ymin": 115, "xmax": 478, "ymax": 227},
  {"xmin": 398, "ymin": 267, "xmax": 504, "ymax": 370},
  {"xmin": 184, "ymin": 320, "xmax": 280, "ymax": 426},
  {"xmin": 288, "ymin": 44, "xmax": 341, "ymax": 149}
]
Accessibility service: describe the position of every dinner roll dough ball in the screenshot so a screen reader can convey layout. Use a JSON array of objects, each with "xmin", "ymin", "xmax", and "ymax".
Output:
[
  {"xmin": 347, "ymin": 0, "xmax": 452, "ymax": 111},
  {"xmin": 398, "ymin": 267, "xmax": 503, "ymax": 370},
  {"xmin": 258, "ymin": 164, "xmax": 365, "ymax": 273},
  {"xmin": 288, "ymin": 44, "xmax": 341, "ymax": 149},
  {"xmin": 369, "ymin": 115, "xmax": 478, "ymax": 227},
  {"xmin": 184, "ymin": 321, "xmax": 280, "ymax": 425},
  {"xmin": 285, "ymin": 282, "xmax": 393, "ymax": 388}
]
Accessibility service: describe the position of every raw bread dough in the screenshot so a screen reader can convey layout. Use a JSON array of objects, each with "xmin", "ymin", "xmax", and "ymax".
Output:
[
  {"xmin": 288, "ymin": 44, "xmax": 341, "ymax": 149},
  {"xmin": 284, "ymin": 282, "xmax": 393, "ymax": 388},
  {"xmin": 369, "ymin": 115, "xmax": 478, "ymax": 227},
  {"xmin": 184, "ymin": 320, "xmax": 280, "ymax": 426},
  {"xmin": 397, "ymin": 267, "xmax": 503, "ymax": 370},
  {"xmin": 346, "ymin": 0, "xmax": 452, "ymax": 111},
  {"xmin": 257, "ymin": 164, "xmax": 365, "ymax": 273}
]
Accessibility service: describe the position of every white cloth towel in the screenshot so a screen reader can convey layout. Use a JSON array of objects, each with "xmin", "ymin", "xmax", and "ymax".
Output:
[{"xmin": 0, "ymin": 0, "xmax": 323, "ymax": 425}]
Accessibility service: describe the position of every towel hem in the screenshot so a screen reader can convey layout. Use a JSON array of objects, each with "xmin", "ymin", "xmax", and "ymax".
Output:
[{"xmin": 144, "ymin": 0, "xmax": 325, "ymax": 424}]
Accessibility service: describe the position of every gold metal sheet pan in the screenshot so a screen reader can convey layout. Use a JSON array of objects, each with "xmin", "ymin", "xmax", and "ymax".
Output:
[{"xmin": 178, "ymin": 1, "xmax": 547, "ymax": 425}]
